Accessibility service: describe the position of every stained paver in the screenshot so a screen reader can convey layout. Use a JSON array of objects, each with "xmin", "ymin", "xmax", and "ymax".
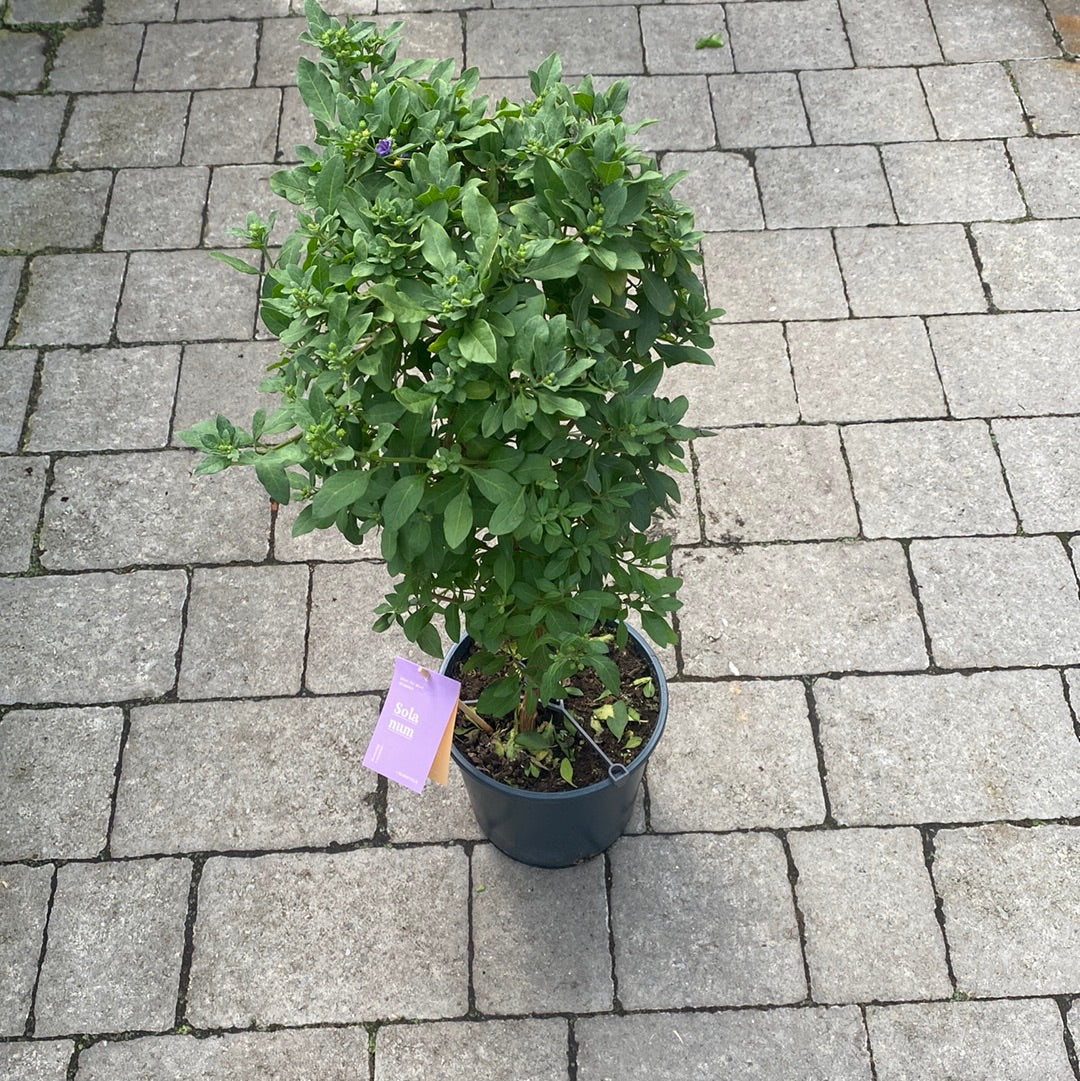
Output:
[
  {"xmin": 933, "ymin": 824, "xmax": 1080, "ymax": 996},
  {"xmin": 0, "ymin": 863, "xmax": 53, "ymax": 1036},
  {"xmin": 50, "ymin": 24, "xmax": 142, "ymax": 91},
  {"xmin": 0, "ymin": 29, "xmax": 47, "ymax": 91},
  {"xmin": 927, "ymin": 0, "xmax": 1060, "ymax": 61},
  {"xmin": 1012, "ymin": 59, "xmax": 1080, "ymax": 134},
  {"xmin": 0, "ymin": 454, "xmax": 47, "ymax": 572},
  {"xmin": 0, "ymin": 172, "xmax": 113, "ymax": 252},
  {"xmin": 866, "ymin": 999, "xmax": 1076, "ymax": 1081},
  {"xmin": 648, "ymin": 680, "xmax": 826, "ymax": 831},
  {"xmin": 187, "ymin": 848, "xmax": 469, "ymax": 1026},
  {"xmin": 111, "ymin": 696, "xmax": 379, "ymax": 855},
  {"xmin": 789, "ymin": 827, "xmax": 951, "ymax": 1003},
  {"xmin": 0, "ymin": 707, "xmax": 123, "ymax": 860},
  {"xmin": 610, "ymin": 832, "xmax": 806, "ymax": 1009},
  {"xmin": 34, "ymin": 858, "xmax": 191, "ymax": 1036},
  {"xmin": 815, "ymin": 670, "xmax": 1080, "ymax": 825},
  {"xmin": 59, "ymin": 92, "xmax": 189, "ymax": 168}
]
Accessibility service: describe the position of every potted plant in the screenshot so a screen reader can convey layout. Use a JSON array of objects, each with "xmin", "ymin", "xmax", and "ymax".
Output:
[{"xmin": 182, "ymin": 1, "xmax": 720, "ymax": 867}]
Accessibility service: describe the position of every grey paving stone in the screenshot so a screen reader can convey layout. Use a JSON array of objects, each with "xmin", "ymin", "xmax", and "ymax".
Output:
[
  {"xmin": 0, "ymin": 172, "xmax": 112, "ymax": 252},
  {"xmin": 1013, "ymin": 59, "xmax": 1080, "ymax": 135},
  {"xmin": 0, "ymin": 30, "xmax": 47, "ymax": 91},
  {"xmin": 467, "ymin": 8, "xmax": 642, "ymax": 76},
  {"xmin": 973, "ymin": 219, "xmax": 1080, "ymax": 311},
  {"xmin": 50, "ymin": 24, "xmax": 143, "ymax": 91},
  {"xmin": 180, "ymin": 0, "xmax": 288, "ymax": 14},
  {"xmin": 187, "ymin": 848, "xmax": 469, "ymax": 1025},
  {"xmin": 179, "ymin": 565, "xmax": 308, "ymax": 698},
  {"xmin": 663, "ymin": 152, "xmax": 763, "ymax": 232},
  {"xmin": 675, "ymin": 542, "xmax": 927, "ymax": 677},
  {"xmin": 702, "ymin": 231, "xmax": 848, "ymax": 322},
  {"xmin": 77, "ymin": 1029, "xmax": 371, "ymax": 1081},
  {"xmin": 1008, "ymin": 135, "xmax": 1080, "ymax": 216},
  {"xmin": 649, "ymin": 680, "xmax": 825, "ymax": 832},
  {"xmin": 815, "ymin": 670, "xmax": 1080, "ymax": 825},
  {"xmin": 933, "ymin": 823, "xmax": 1080, "ymax": 996},
  {"xmin": 112, "ymin": 695, "xmax": 379, "ymax": 855},
  {"xmin": 696, "ymin": 425, "xmax": 858, "ymax": 543},
  {"xmin": 27, "ymin": 346, "xmax": 180, "ymax": 451},
  {"xmin": 788, "ymin": 318, "xmax": 946, "ymax": 423},
  {"xmin": 384, "ymin": 761, "xmax": 486, "ymax": 844},
  {"xmin": 35, "ymin": 858, "xmax": 190, "ymax": 1037},
  {"xmin": 756, "ymin": 145, "xmax": 895, "ymax": 229},
  {"xmin": 929, "ymin": 312, "xmax": 1080, "ymax": 416},
  {"xmin": 205, "ymin": 164, "xmax": 299, "ymax": 247},
  {"xmin": 790, "ymin": 827, "xmax": 950, "ymax": 1003},
  {"xmin": 60, "ymin": 92, "xmax": 189, "ymax": 168},
  {"xmin": 641, "ymin": 5, "xmax": 733, "ymax": 74},
  {"xmin": 927, "ymin": 0, "xmax": 1060, "ymax": 61},
  {"xmin": 660, "ymin": 322, "xmax": 798, "ymax": 428},
  {"xmin": 622, "ymin": 76, "xmax": 715, "ymax": 152},
  {"xmin": 610, "ymin": 833, "xmax": 806, "ymax": 1009},
  {"xmin": 0, "ymin": 864, "xmax": 53, "ymax": 1036},
  {"xmin": 7, "ymin": 0, "xmax": 89, "ymax": 21},
  {"xmin": 13, "ymin": 253, "xmax": 125, "ymax": 347},
  {"xmin": 255, "ymin": 16, "xmax": 309, "ymax": 86},
  {"xmin": 0, "ymin": 1041, "xmax": 73, "ymax": 1081},
  {"xmin": 0, "ymin": 570, "xmax": 186, "ymax": 706},
  {"xmin": 709, "ymin": 72, "xmax": 811, "ymax": 148},
  {"xmin": 471, "ymin": 844, "xmax": 612, "ymax": 1014},
  {"xmin": 0, "ymin": 707, "xmax": 123, "ymax": 860},
  {"xmin": 183, "ymin": 88, "xmax": 281, "ymax": 166},
  {"xmin": 0, "ymin": 349, "xmax": 36, "ymax": 452},
  {"xmin": 172, "ymin": 340, "xmax": 281, "ymax": 444},
  {"xmin": 801, "ymin": 68, "xmax": 936, "ymax": 144},
  {"xmin": 41, "ymin": 450, "xmax": 269, "ymax": 569},
  {"xmin": 102, "ymin": 0, "xmax": 176, "ymax": 20},
  {"xmin": 306, "ymin": 561, "xmax": 424, "ymax": 693},
  {"xmin": 0, "ymin": 455, "xmax": 46, "ymax": 572},
  {"xmin": 118, "ymin": 249, "xmax": 259, "ymax": 341},
  {"xmin": 0, "ymin": 256, "xmax": 22, "ymax": 343},
  {"xmin": 883, "ymin": 140, "xmax": 1025, "ymax": 223},
  {"xmin": 910, "ymin": 536, "xmax": 1080, "ymax": 668},
  {"xmin": 867, "ymin": 999, "xmax": 1075, "ymax": 1081},
  {"xmin": 0, "ymin": 95, "xmax": 66, "ymax": 170},
  {"xmin": 836, "ymin": 225, "xmax": 986, "ymax": 317},
  {"xmin": 577, "ymin": 1007, "xmax": 872, "ymax": 1081},
  {"xmin": 104, "ymin": 167, "xmax": 209, "ymax": 250},
  {"xmin": 1048, "ymin": 0, "xmax": 1080, "ymax": 52},
  {"xmin": 727, "ymin": 0, "xmax": 852, "ymax": 72},
  {"xmin": 843, "ymin": 419, "xmax": 1016, "ymax": 538},
  {"xmin": 994, "ymin": 417, "xmax": 1080, "ymax": 533},
  {"xmin": 376, "ymin": 1019, "xmax": 568, "ymax": 1081},
  {"xmin": 919, "ymin": 62, "xmax": 1028, "ymax": 139},
  {"xmin": 839, "ymin": 0, "xmax": 942, "ymax": 65},
  {"xmin": 137, "ymin": 21, "xmax": 257, "ymax": 89}
]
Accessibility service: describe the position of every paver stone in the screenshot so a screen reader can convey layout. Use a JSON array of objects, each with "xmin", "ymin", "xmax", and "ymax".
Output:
[
  {"xmin": 726, "ymin": 0, "xmax": 852, "ymax": 71},
  {"xmin": 973, "ymin": 219, "xmax": 1080, "ymax": 310},
  {"xmin": 918, "ymin": 62, "xmax": 1027, "ymax": 139},
  {"xmin": 0, "ymin": 455, "xmax": 46, "ymax": 572},
  {"xmin": 1007, "ymin": 135, "xmax": 1080, "ymax": 216},
  {"xmin": 0, "ymin": 1042, "xmax": 73, "ymax": 1081},
  {"xmin": 0, "ymin": 172, "xmax": 112, "ymax": 252},
  {"xmin": 801, "ymin": 68, "xmax": 935, "ymax": 144},
  {"xmin": 709, "ymin": 72, "xmax": 811, "ymax": 147},
  {"xmin": 992, "ymin": 417, "xmax": 1080, "ymax": 532},
  {"xmin": 927, "ymin": 0, "xmax": 1061, "ymax": 61},
  {"xmin": 13, "ymin": 254, "xmax": 126, "ymax": 346},
  {"xmin": 0, "ymin": 864, "xmax": 53, "ymax": 1036},
  {"xmin": 60, "ymin": 92, "xmax": 189, "ymax": 168},
  {"xmin": 1012, "ymin": 59, "xmax": 1080, "ymax": 134},
  {"xmin": 0, "ymin": 350, "xmax": 35, "ymax": 452},
  {"xmin": 0, "ymin": 96, "xmax": 66, "ymax": 170}
]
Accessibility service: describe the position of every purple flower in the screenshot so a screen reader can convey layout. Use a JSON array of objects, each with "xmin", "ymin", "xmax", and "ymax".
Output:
[{"xmin": 375, "ymin": 138, "xmax": 393, "ymax": 157}]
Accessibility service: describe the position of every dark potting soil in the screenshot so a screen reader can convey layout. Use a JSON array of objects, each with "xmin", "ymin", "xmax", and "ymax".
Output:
[{"xmin": 450, "ymin": 638, "xmax": 661, "ymax": 792}]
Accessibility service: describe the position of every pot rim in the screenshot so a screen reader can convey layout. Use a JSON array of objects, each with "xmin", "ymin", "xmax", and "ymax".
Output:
[{"xmin": 443, "ymin": 623, "xmax": 668, "ymax": 801}]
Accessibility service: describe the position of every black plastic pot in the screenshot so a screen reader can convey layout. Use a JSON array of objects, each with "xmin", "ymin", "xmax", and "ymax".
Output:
[{"xmin": 442, "ymin": 625, "xmax": 668, "ymax": 868}]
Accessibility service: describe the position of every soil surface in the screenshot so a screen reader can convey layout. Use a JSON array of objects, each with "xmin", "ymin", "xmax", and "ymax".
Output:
[{"xmin": 450, "ymin": 637, "xmax": 661, "ymax": 791}]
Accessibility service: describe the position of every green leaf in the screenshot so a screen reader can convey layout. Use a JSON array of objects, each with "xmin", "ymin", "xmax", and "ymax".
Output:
[
  {"xmin": 524, "ymin": 239, "xmax": 589, "ymax": 281},
  {"xmin": 420, "ymin": 218, "xmax": 456, "ymax": 272},
  {"xmin": 210, "ymin": 251, "xmax": 259, "ymax": 275},
  {"xmin": 640, "ymin": 610, "xmax": 677, "ymax": 648},
  {"xmin": 297, "ymin": 56, "xmax": 336, "ymax": 124},
  {"xmin": 605, "ymin": 700, "xmax": 630, "ymax": 740},
  {"xmin": 695, "ymin": 33, "xmax": 725, "ymax": 48},
  {"xmin": 470, "ymin": 468, "xmax": 518, "ymax": 505},
  {"xmin": 461, "ymin": 186, "xmax": 498, "ymax": 242},
  {"xmin": 314, "ymin": 153, "xmax": 345, "ymax": 213},
  {"xmin": 255, "ymin": 459, "xmax": 291, "ymax": 504},
  {"xmin": 559, "ymin": 757, "xmax": 575, "ymax": 786},
  {"xmin": 312, "ymin": 470, "xmax": 369, "ymax": 520},
  {"xmin": 414, "ymin": 621, "xmax": 442, "ymax": 658},
  {"xmin": 382, "ymin": 473, "xmax": 426, "ymax": 531},
  {"xmin": 514, "ymin": 730, "xmax": 550, "ymax": 754},
  {"xmin": 488, "ymin": 487, "xmax": 526, "ymax": 535},
  {"xmin": 477, "ymin": 675, "xmax": 521, "ymax": 718},
  {"xmin": 291, "ymin": 504, "xmax": 318, "ymax": 537},
  {"xmin": 443, "ymin": 488, "xmax": 473, "ymax": 548},
  {"xmin": 459, "ymin": 318, "xmax": 497, "ymax": 366}
]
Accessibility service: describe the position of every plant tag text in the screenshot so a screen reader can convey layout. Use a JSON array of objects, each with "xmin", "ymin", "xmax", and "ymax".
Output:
[{"xmin": 363, "ymin": 658, "xmax": 460, "ymax": 792}]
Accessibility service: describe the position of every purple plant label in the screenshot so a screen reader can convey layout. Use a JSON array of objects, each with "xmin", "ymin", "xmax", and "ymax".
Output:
[{"xmin": 363, "ymin": 658, "xmax": 461, "ymax": 793}]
